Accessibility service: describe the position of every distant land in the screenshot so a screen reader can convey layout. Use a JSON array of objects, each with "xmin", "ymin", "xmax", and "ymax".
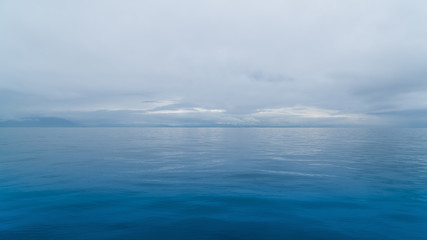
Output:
[
  {"xmin": 0, "ymin": 117, "xmax": 325, "ymax": 128},
  {"xmin": 0, "ymin": 117, "xmax": 81, "ymax": 127},
  {"xmin": 1, "ymin": 110, "xmax": 427, "ymax": 128}
]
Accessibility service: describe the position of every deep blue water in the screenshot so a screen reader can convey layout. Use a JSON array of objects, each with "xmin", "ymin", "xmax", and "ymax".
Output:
[{"xmin": 0, "ymin": 128, "xmax": 426, "ymax": 239}]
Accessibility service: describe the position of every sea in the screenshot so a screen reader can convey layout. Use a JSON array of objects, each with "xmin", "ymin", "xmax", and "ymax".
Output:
[{"xmin": 0, "ymin": 128, "xmax": 426, "ymax": 239}]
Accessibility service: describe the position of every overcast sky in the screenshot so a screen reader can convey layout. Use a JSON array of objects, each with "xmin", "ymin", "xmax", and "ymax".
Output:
[{"xmin": 1, "ymin": 0, "xmax": 427, "ymax": 126}]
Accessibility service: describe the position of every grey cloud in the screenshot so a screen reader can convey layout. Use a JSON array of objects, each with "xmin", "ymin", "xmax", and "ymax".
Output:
[
  {"xmin": 1, "ymin": 0, "xmax": 427, "ymax": 126},
  {"xmin": 249, "ymin": 72, "xmax": 294, "ymax": 83}
]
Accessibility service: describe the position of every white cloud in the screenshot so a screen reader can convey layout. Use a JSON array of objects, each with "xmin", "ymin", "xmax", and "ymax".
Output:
[
  {"xmin": 254, "ymin": 106, "xmax": 369, "ymax": 120},
  {"xmin": 146, "ymin": 108, "xmax": 226, "ymax": 115}
]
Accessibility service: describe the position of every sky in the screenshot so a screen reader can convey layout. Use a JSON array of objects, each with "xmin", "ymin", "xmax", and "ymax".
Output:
[{"xmin": 1, "ymin": 0, "xmax": 427, "ymax": 127}]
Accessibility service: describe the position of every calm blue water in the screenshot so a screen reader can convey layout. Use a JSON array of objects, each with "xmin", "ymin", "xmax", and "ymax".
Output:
[{"xmin": 0, "ymin": 128, "xmax": 426, "ymax": 239}]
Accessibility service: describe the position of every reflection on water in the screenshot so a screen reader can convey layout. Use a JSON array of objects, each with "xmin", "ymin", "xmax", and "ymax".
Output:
[{"xmin": 0, "ymin": 128, "xmax": 426, "ymax": 239}]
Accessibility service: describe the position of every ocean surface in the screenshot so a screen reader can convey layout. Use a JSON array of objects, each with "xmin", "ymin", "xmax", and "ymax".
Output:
[{"xmin": 0, "ymin": 128, "xmax": 426, "ymax": 240}]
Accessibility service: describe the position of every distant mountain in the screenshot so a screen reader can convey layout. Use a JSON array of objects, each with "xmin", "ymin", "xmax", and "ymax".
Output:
[{"xmin": 0, "ymin": 117, "xmax": 81, "ymax": 127}]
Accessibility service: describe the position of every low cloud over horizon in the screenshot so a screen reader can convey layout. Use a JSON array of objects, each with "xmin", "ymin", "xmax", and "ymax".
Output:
[{"xmin": 1, "ymin": 0, "xmax": 427, "ymax": 127}]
